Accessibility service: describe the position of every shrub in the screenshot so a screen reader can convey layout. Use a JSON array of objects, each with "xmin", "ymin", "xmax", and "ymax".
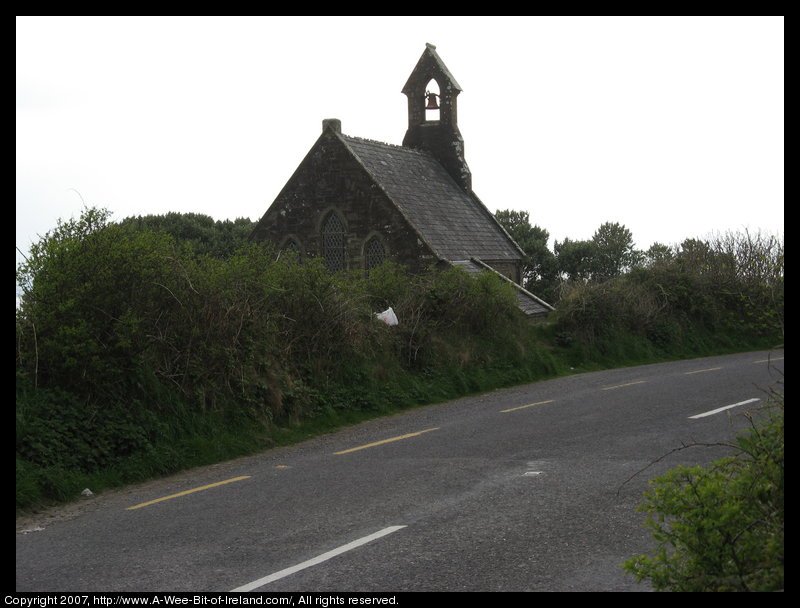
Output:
[
  {"xmin": 16, "ymin": 208, "xmax": 560, "ymax": 511},
  {"xmin": 552, "ymin": 233, "xmax": 784, "ymax": 359},
  {"xmin": 16, "ymin": 208, "xmax": 781, "ymax": 513},
  {"xmin": 16, "ymin": 383, "xmax": 152, "ymax": 472},
  {"xmin": 623, "ymin": 398, "xmax": 784, "ymax": 591}
]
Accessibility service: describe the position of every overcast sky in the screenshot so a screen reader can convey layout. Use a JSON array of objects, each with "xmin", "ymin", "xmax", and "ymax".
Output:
[{"xmin": 17, "ymin": 16, "xmax": 784, "ymax": 272}]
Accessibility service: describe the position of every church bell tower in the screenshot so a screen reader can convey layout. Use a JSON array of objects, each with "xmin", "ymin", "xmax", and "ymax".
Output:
[{"xmin": 402, "ymin": 43, "xmax": 472, "ymax": 192}]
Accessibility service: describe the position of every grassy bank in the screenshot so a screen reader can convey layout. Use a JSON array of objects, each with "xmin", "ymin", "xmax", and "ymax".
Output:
[
  {"xmin": 15, "ymin": 209, "xmax": 783, "ymax": 512},
  {"xmin": 16, "ymin": 325, "xmax": 779, "ymax": 513}
]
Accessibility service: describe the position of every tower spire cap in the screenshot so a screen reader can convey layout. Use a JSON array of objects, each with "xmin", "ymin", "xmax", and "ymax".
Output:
[{"xmin": 402, "ymin": 44, "xmax": 462, "ymax": 95}]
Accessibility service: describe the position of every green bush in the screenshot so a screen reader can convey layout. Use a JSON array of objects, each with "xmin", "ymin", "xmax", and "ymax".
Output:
[
  {"xmin": 623, "ymin": 399, "xmax": 784, "ymax": 591},
  {"xmin": 552, "ymin": 241, "xmax": 783, "ymax": 362},
  {"xmin": 15, "ymin": 208, "xmax": 783, "ymax": 512},
  {"xmin": 16, "ymin": 208, "xmax": 561, "ymax": 510},
  {"xmin": 16, "ymin": 383, "xmax": 152, "ymax": 471}
]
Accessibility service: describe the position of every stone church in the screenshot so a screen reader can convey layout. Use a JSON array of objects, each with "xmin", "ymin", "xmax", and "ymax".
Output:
[{"xmin": 250, "ymin": 44, "xmax": 553, "ymax": 317}]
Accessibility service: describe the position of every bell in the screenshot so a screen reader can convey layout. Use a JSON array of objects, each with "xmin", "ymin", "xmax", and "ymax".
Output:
[{"xmin": 425, "ymin": 91, "xmax": 439, "ymax": 110}]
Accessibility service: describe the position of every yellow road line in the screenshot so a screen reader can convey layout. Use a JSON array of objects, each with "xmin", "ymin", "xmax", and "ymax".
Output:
[
  {"xmin": 685, "ymin": 367, "xmax": 722, "ymax": 375},
  {"xmin": 755, "ymin": 356, "xmax": 784, "ymax": 363},
  {"xmin": 334, "ymin": 428, "xmax": 440, "ymax": 455},
  {"xmin": 501, "ymin": 400, "xmax": 555, "ymax": 413},
  {"xmin": 601, "ymin": 380, "xmax": 647, "ymax": 391},
  {"xmin": 126, "ymin": 476, "xmax": 251, "ymax": 510}
]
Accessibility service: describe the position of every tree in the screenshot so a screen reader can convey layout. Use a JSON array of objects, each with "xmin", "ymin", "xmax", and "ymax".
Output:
[
  {"xmin": 590, "ymin": 222, "xmax": 639, "ymax": 281},
  {"xmin": 553, "ymin": 222, "xmax": 639, "ymax": 284},
  {"xmin": 641, "ymin": 242, "xmax": 674, "ymax": 267},
  {"xmin": 494, "ymin": 209, "xmax": 558, "ymax": 301},
  {"xmin": 554, "ymin": 237, "xmax": 595, "ymax": 282}
]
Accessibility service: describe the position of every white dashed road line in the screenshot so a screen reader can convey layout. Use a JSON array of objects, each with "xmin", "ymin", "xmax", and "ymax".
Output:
[
  {"xmin": 688, "ymin": 398, "xmax": 760, "ymax": 419},
  {"xmin": 231, "ymin": 526, "xmax": 407, "ymax": 592}
]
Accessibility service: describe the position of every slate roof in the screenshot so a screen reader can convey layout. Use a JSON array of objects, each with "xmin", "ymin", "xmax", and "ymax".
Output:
[{"xmin": 340, "ymin": 134, "xmax": 523, "ymax": 263}]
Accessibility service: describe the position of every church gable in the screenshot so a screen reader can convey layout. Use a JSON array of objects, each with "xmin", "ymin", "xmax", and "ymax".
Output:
[{"xmin": 250, "ymin": 122, "xmax": 437, "ymax": 273}]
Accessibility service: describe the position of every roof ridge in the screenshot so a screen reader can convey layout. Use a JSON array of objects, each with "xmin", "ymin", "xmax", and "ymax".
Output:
[{"xmin": 341, "ymin": 134, "xmax": 432, "ymax": 157}]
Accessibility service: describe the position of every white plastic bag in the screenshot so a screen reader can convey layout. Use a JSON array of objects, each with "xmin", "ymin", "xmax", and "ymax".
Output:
[{"xmin": 375, "ymin": 307, "xmax": 399, "ymax": 326}]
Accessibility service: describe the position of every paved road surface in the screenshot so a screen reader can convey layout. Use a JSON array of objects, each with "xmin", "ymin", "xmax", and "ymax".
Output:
[{"xmin": 16, "ymin": 349, "xmax": 784, "ymax": 592}]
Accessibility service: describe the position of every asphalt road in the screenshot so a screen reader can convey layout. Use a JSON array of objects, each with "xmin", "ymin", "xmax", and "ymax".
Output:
[{"xmin": 16, "ymin": 349, "xmax": 784, "ymax": 593}]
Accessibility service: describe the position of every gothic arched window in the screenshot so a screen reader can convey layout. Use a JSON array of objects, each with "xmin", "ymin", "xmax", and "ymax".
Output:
[
  {"xmin": 321, "ymin": 212, "xmax": 346, "ymax": 271},
  {"xmin": 364, "ymin": 236, "xmax": 386, "ymax": 274}
]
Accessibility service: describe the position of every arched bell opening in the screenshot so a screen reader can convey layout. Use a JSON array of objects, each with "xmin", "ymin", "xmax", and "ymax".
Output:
[{"xmin": 424, "ymin": 79, "xmax": 440, "ymax": 122}]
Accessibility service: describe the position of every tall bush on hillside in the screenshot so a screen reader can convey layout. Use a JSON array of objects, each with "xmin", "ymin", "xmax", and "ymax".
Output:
[
  {"xmin": 16, "ymin": 208, "xmax": 183, "ymax": 400},
  {"xmin": 16, "ymin": 208, "xmax": 189, "ymax": 474},
  {"xmin": 15, "ymin": 208, "xmax": 379, "ymax": 423},
  {"xmin": 703, "ymin": 230, "xmax": 784, "ymax": 337},
  {"xmin": 552, "ymin": 275, "xmax": 668, "ymax": 345},
  {"xmin": 362, "ymin": 262, "xmax": 523, "ymax": 369},
  {"xmin": 553, "ymin": 230, "xmax": 784, "ymax": 353},
  {"xmin": 118, "ymin": 212, "xmax": 255, "ymax": 258},
  {"xmin": 16, "ymin": 207, "xmax": 547, "ymax": 486}
]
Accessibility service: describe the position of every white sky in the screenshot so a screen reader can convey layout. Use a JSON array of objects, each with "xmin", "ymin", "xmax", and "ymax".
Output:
[{"xmin": 17, "ymin": 16, "xmax": 784, "ymax": 273}]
